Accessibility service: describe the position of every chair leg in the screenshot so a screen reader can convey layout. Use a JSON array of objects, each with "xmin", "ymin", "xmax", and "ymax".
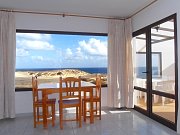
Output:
[
  {"xmin": 60, "ymin": 105, "xmax": 63, "ymax": 129},
  {"xmin": 82, "ymin": 100, "xmax": 84, "ymax": 116},
  {"xmin": 33, "ymin": 106, "xmax": 36, "ymax": 128},
  {"xmin": 52, "ymin": 104, "xmax": 55, "ymax": 127},
  {"xmin": 76, "ymin": 107, "xmax": 78, "ymax": 121},
  {"xmin": 83, "ymin": 101, "xmax": 86, "ymax": 122},
  {"xmin": 99, "ymin": 102, "xmax": 101, "ymax": 120},
  {"xmin": 79, "ymin": 106, "xmax": 82, "ymax": 128},
  {"xmin": 96, "ymin": 102, "xmax": 98, "ymax": 114}
]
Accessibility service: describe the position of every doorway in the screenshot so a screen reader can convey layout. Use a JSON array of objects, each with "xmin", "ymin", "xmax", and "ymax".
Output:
[{"xmin": 133, "ymin": 14, "xmax": 178, "ymax": 130}]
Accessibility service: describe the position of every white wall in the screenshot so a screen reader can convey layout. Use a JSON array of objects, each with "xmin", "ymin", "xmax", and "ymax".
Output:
[
  {"xmin": 132, "ymin": 0, "xmax": 180, "ymax": 133},
  {"xmin": 15, "ymin": 13, "xmax": 108, "ymax": 33},
  {"xmin": 15, "ymin": 87, "xmax": 108, "ymax": 114},
  {"xmin": 15, "ymin": 91, "xmax": 33, "ymax": 114},
  {"xmin": 132, "ymin": 0, "xmax": 180, "ymax": 32}
]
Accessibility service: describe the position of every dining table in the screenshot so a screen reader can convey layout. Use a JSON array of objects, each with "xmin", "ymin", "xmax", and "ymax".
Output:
[{"xmin": 38, "ymin": 81, "xmax": 96, "ymax": 129}]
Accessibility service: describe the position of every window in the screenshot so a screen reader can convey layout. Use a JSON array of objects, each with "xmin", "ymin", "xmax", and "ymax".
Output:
[{"xmin": 15, "ymin": 31, "xmax": 108, "ymax": 90}]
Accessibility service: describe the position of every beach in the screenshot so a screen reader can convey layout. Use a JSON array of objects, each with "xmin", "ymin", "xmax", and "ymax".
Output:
[{"xmin": 15, "ymin": 69, "xmax": 107, "ymax": 89}]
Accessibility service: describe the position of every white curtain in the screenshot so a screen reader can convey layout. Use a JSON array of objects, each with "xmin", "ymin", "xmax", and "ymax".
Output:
[
  {"xmin": 0, "ymin": 11, "xmax": 16, "ymax": 119},
  {"xmin": 107, "ymin": 18, "xmax": 133, "ymax": 108}
]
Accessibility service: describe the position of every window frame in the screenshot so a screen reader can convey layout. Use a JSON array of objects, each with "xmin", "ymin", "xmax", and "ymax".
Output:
[{"xmin": 15, "ymin": 29, "xmax": 108, "ymax": 92}]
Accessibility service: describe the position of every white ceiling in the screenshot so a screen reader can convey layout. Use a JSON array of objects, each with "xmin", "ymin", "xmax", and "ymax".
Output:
[{"xmin": 0, "ymin": 0, "xmax": 157, "ymax": 18}]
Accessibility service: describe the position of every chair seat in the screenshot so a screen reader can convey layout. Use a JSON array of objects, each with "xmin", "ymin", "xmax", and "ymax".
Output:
[
  {"xmin": 35, "ymin": 98, "xmax": 56, "ymax": 105},
  {"xmin": 82, "ymin": 96, "xmax": 100, "ymax": 101},
  {"xmin": 58, "ymin": 99, "xmax": 79, "ymax": 105}
]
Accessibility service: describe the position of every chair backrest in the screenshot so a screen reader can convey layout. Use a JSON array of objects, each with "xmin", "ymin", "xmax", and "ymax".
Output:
[
  {"xmin": 95, "ymin": 75, "xmax": 101, "ymax": 98},
  {"xmin": 32, "ymin": 76, "xmax": 39, "ymax": 103},
  {"xmin": 59, "ymin": 77, "xmax": 81, "ymax": 101}
]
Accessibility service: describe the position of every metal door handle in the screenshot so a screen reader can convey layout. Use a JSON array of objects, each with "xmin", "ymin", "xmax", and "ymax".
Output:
[{"xmin": 142, "ymin": 71, "xmax": 148, "ymax": 73}]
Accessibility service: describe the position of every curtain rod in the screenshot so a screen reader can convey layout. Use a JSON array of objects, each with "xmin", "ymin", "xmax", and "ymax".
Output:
[
  {"xmin": 0, "ymin": 0, "xmax": 157, "ymax": 20},
  {"xmin": 0, "ymin": 9, "xmax": 125, "ymax": 20}
]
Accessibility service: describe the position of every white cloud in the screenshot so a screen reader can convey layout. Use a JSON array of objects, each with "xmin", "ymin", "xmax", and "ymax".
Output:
[
  {"xmin": 16, "ymin": 48, "xmax": 29, "ymax": 57},
  {"xmin": 64, "ymin": 47, "xmax": 84, "ymax": 60},
  {"xmin": 31, "ymin": 56, "xmax": 44, "ymax": 61},
  {"xmin": 16, "ymin": 33, "xmax": 54, "ymax": 51},
  {"xmin": 63, "ymin": 38, "xmax": 107, "ymax": 62},
  {"xmin": 17, "ymin": 33, "xmax": 51, "ymax": 41},
  {"xmin": 65, "ymin": 48, "xmax": 73, "ymax": 60},
  {"xmin": 79, "ymin": 38, "xmax": 107, "ymax": 56},
  {"xmin": 75, "ymin": 47, "xmax": 83, "ymax": 59},
  {"xmin": 17, "ymin": 40, "xmax": 54, "ymax": 50}
]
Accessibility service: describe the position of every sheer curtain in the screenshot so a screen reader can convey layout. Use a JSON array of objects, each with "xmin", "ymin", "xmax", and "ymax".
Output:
[
  {"xmin": 107, "ymin": 18, "xmax": 133, "ymax": 108},
  {"xmin": 0, "ymin": 11, "xmax": 16, "ymax": 119}
]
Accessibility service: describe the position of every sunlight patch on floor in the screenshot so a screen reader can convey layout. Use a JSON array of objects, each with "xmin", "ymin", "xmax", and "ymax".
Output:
[{"xmin": 109, "ymin": 110, "xmax": 130, "ymax": 114}]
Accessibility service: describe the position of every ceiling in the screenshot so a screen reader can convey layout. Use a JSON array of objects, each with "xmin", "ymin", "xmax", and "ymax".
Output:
[{"xmin": 0, "ymin": 0, "xmax": 157, "ymax": 18}]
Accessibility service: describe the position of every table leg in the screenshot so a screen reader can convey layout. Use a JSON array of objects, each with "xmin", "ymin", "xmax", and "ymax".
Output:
[
  {"xmin": 90, "ymin": 88, "xmax": 94, "ymax": 123},
  {"xmin": 42, "ymin": 91, "xmax": 48, "ymax": 129}
]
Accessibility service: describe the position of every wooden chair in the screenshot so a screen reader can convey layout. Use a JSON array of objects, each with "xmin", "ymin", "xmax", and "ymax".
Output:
[
  {"xmin": 32, "ymin": 76, "xmax": 56, "ymax": 128},
  {"xmin": 58, "ymin": 77, "xmax": 82, "ymax": 129},
  {"xmin": 83, "ymin": 75, "xmax": 101, "ymax": 122}
]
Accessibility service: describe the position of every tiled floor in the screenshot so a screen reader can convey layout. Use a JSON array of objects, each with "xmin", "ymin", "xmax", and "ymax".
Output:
[{"xmin": 0, "ymin": 108, "xmax": 178, "ymax": 135}]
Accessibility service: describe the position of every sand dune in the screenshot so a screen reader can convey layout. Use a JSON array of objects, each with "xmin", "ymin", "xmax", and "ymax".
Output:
[{"xmin": 15, "ymin": 69, "xmax": 107, "ymax": 88}]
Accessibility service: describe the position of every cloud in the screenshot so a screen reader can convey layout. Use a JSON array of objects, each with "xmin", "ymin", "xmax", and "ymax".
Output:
[
  {"xmin": 63, "ymin": 38, "xmax": 107, "ymax": 62},
  {"xmin": 16, "ymin": 48, "xmax": 29, "ymax": 57},
  {"xmin": 64, "ymin": 48, "xmax": 73, "ymax": 60},
  {"xmin": 79, "ymin": 38, "xmax": 107, "ymax": 56},
  {"xmin": 31, "ymin": 56, "xmax": 44, "ymax": 61},
  {"xmin": 16, "ymin": 33, "xmax": 54, "ymax": 50},
  {"xmin": 17, "ymin": 40, "xmax": 54, "ymax": 50},
  {"xmin": 17, "ymin": 33, "xmax": 51, "ymax": 41},
  {"xmin": 74, "ymin": 47, "xmax": 83, "ymax": 59},
  {"xmin": 64, "ymin": 47, "xmax": 84, "ymax": 60}
]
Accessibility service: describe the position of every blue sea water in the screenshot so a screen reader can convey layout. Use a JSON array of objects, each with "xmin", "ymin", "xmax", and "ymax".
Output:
[
  {"xmin": 136, "ymin": 66, "xmax": 159, "ymax": 78},
  {"xmin": 16, "ymin": 67, "xmax": 107, "ymax": 74}
]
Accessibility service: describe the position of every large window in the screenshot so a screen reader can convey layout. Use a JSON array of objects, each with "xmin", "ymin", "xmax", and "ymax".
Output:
[{"xmin": 15, "ymin": 31, "xmax": 108, "ymax": 90}]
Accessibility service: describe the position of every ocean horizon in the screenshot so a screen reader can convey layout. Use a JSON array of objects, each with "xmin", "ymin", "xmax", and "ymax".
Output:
[{"xmin": 16, "ymin": 67, "xmax": 107, "ymax": 74}]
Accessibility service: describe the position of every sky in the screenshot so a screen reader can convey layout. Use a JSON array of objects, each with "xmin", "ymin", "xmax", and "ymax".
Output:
[{"xmin": 16, "ymin": 33, "xmax": 107, "ymax": 69}]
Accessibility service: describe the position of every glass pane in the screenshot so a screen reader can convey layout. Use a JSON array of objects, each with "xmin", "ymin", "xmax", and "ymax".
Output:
[
  {"xmin": 15, "ymin": 33, "xmax": 108, "ymax": 89},
  {"xmin": 151, "ymin": 19, "xmax": 175, "ymax": 95},
  {"xmin": 152, "ymin": 94, "xmax": 175, "ymax": 123},
  {"xmin": 134, "ymin": 90, "xmax": 147, "ymax": 110},
  {"xmin": 134, "ymin": 33, "xmax": 147, "ymax": 89}
]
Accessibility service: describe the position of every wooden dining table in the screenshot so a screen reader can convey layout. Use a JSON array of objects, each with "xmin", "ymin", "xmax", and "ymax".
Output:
[{"xmin": 38, "ymin": 81, "xmax": 96, "ymax": 129}]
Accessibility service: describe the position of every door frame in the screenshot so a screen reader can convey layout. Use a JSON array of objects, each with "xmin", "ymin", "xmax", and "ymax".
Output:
[{"xmin": 133, "ymin": 13, "xmax": 178, "ymax": 130}]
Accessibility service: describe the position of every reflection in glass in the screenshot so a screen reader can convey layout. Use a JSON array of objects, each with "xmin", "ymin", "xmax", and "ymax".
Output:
[
  {"xmin": 151, "ymin": 19, "xmax": 175, "ymax": 95},
  {"xmin": 134, "ymin": 90, "xmax": 147, "ymax": 110},
  {"xmin": 134, "ymin": 33, "xmax": 147, "ymax": 89},
  {"xmin": 152, "ymin": 94, "xmax": 175, "ymax": 123}
]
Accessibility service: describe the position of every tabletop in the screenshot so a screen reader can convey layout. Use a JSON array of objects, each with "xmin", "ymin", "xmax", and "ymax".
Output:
[{"xmin": 38, "ymin": 81, "xmax": 96, "ymax": 89}]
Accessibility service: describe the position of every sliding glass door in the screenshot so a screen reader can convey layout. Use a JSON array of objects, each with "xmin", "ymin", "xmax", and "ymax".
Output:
[
  {"xmin": 151, "ymin": 18, "xmax": 176, "ymax": 124},
  {"xmin": 133, "ymin": 14, "xmax": 178, "ymax": 130},
  {"xmin": 134, "ymin": 33, "xmax": 148, "ymax": 111}
]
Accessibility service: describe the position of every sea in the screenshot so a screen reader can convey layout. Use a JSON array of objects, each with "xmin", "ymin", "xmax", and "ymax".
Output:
[
  {"xmin": 16, "ymin": 67, "xmax": 107, "ymax": 74},
  {"xmin": 136, "ymin": 66, "xmax": 159, "ymax": 78}
]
